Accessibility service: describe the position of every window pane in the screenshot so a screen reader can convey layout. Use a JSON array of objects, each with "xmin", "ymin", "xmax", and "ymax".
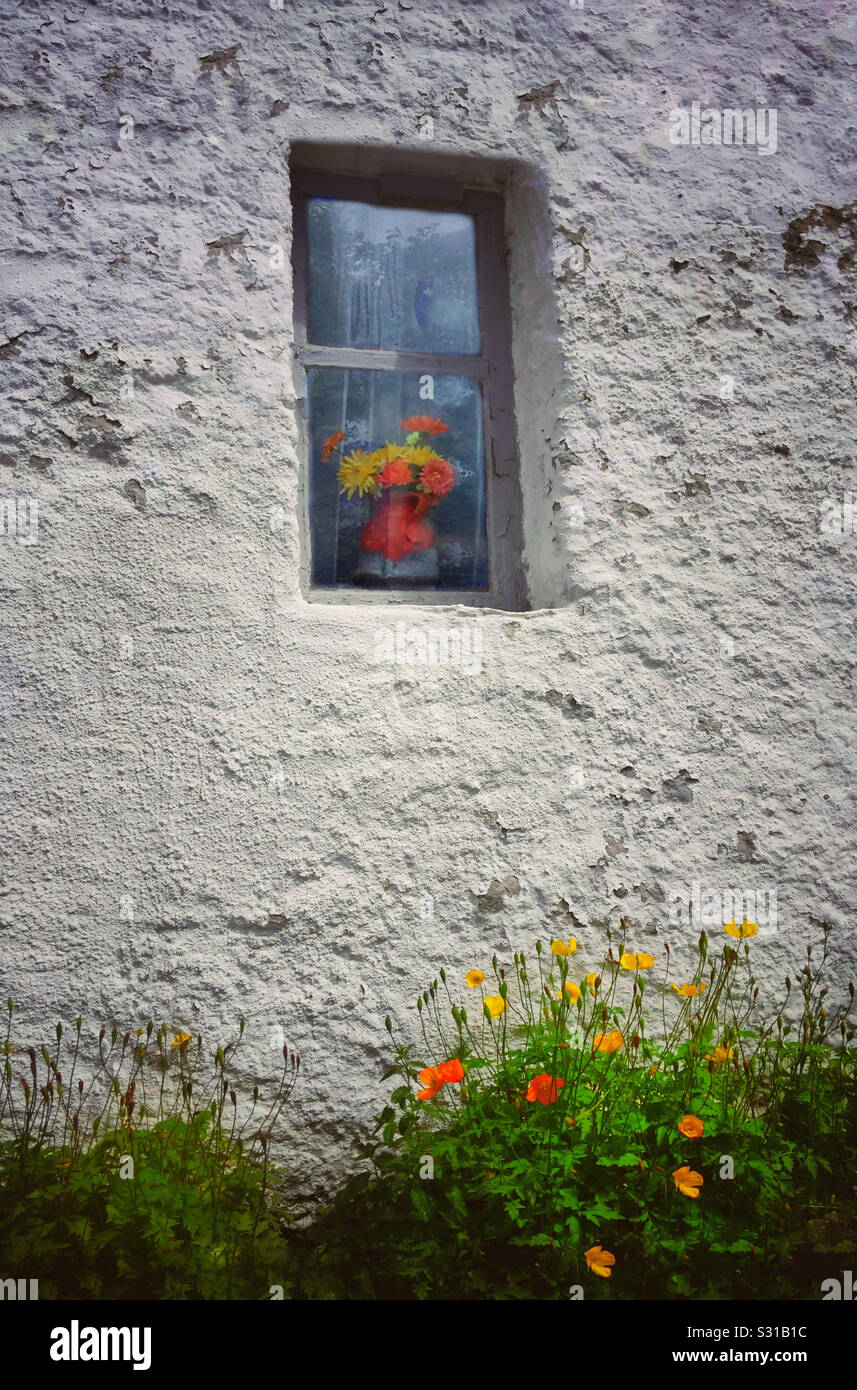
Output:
[
  {"xmin": 306, "ymin": 198, "xmax": 480, "ymax": 355},
  {"xmin": 308, "ymin": 368, "xmax": 488, "ymax": 591}
]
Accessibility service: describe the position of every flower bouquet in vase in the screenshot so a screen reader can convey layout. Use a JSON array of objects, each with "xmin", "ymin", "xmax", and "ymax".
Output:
[{"xmin": 320, "ymin": 416, "xmax": 457, "ymax": 585}]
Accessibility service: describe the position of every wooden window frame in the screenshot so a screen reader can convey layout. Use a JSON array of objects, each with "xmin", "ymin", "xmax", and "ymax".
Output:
[{"xmin": 291, "ymin": 168, "xmax": 527, "ymax": 610}]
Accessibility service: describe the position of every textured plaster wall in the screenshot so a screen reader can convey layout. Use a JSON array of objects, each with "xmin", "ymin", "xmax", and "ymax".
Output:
[{"xmin": 1, "ymin": 0, "xmax": 856, "ymax": 1200}]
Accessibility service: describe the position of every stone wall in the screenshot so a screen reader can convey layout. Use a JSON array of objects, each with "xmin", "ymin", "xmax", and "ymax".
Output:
[{"xmin": 1, "ymin": 0, "xmax": 855, "ymax": 1198}]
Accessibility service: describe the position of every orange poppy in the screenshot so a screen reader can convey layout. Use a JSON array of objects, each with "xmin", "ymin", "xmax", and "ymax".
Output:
[
  {"xmin": 593, "ymin": 1029, "xmax": 624, "ymax": 1053},
  {"xmin": 416, "ymin": 1057, "xmax": 464, "ymax": 1100},
  {"xmin": 677, "ymin": 1113, "xmax": 704, "ymax": 1139},
  {"xmin": 401, "ymin": 415, "xmax": 448, "ymax": 435},
  {"xmin": 321, "ymin": 429, "xmax": 346, "ymax": 461},
  {"xmin": 525, "ymin": 1073, "xmax": 565, "ymax": 1105}
]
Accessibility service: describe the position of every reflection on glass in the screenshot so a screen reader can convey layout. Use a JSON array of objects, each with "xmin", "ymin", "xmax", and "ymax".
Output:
[
  {"xmin": 308, "ymin": 369, "xmax": 488, "ymax": 591},
  {"xmin": 307, "ymin": 199, "xmax": 480, "ymax": 355}
]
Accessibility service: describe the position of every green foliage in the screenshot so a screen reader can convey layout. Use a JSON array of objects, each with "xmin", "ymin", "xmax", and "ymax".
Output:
[
  {"xmin": 4, "ymin": 925, "xmax": 857, "ymax": 1301},
  {"xmin": 0, "ymin": 1010, "xmax": 299, "ymax": 1299},
  {"xmin": 300, "ymin": 925, "xmax": 857, "ymax": 1300}
]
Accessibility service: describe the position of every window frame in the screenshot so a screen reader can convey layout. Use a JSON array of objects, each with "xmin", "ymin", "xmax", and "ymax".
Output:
[{"xmin": 291, "ymin": 167, "xmax": 526, "ymax": 610}]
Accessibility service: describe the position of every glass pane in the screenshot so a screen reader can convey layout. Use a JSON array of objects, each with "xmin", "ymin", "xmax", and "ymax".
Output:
[
  {"xmin": 308, "ymin": 369, "xmax": 488, "ymax": 591},
  {"xmin": 306, "ymin": 198, "xmax": 480, "ymax": 355}
]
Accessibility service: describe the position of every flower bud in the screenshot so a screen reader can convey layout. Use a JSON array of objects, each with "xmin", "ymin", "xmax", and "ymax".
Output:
[{"xmin": 230, "ymin": 1089, "xmax": 237, "ymax": 1107}]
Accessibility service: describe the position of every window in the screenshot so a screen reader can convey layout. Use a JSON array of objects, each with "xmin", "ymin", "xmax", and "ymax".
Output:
[{"xmin": 291, "ymin": 168, "xmax": 525, "ymax": 608}]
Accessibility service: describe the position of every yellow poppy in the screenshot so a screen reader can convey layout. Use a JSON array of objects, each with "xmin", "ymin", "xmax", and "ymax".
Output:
[
  {"xmin": 671, "ymin": 981, "xmax": 707, "ymax": 997},
  {"xmin": 673, "ymin": 1165, "xmax": 704, "ymax": 1198},
  {"xmin": 559, "ymin": 981, "xmax": 582, "ymax": 1003},
  {"xmin": 585, "ymin": 972, "xmax": 599, "ymax": 988},
  {"xmin": 551, "ymin": 938, "xmax": 577, "ymax": 957},
  {"xmin": 705, "ymin": 1045, "xmax": 734, "ymax": 1064},
  {"xmin": 593, "ymin": 1029, "xmax": 624, "ymax": 1053},
  {"xmin": 723, "ymin": 919, "xmax": 758, "ymax": 939},
  {"xmin": 584, "ymin": 1245, "xmax": 615, "ymax": 1278},
  {"xmin": 171, "ymin": 1031, "xmax": 190, "ymax": 1047},
  {"xmin": 465, "ymin": 969, "xmax": 485, "ymax": 989},
  {"xmin": 484, "ymin": 995, "xmax": 507, "ymax": 1019},
  {"xmin": 620, "ymin": 951, "xmax": 654, "ymax": 970}
]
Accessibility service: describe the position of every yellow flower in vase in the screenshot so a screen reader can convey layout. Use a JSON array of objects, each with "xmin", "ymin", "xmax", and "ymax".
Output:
[{"xmin": 337, "ymin": 450, "xmax": 382, "ymax": 499}]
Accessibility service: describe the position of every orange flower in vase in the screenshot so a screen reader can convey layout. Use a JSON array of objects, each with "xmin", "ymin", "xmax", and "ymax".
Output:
[
  {"xmin": 378, "ymin": 458, "xmax": 414, "ymax": 488},
  {"xmin": 401, "ymin": 415, "xmax": 449, "ymax": 435},
  {"xmin": 321, "ymin": 429, "xmax": 346, "ymax": 462},
  {"xmin": 418, "ymin": 456, "xmax": 456, "ymax": 499}
]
